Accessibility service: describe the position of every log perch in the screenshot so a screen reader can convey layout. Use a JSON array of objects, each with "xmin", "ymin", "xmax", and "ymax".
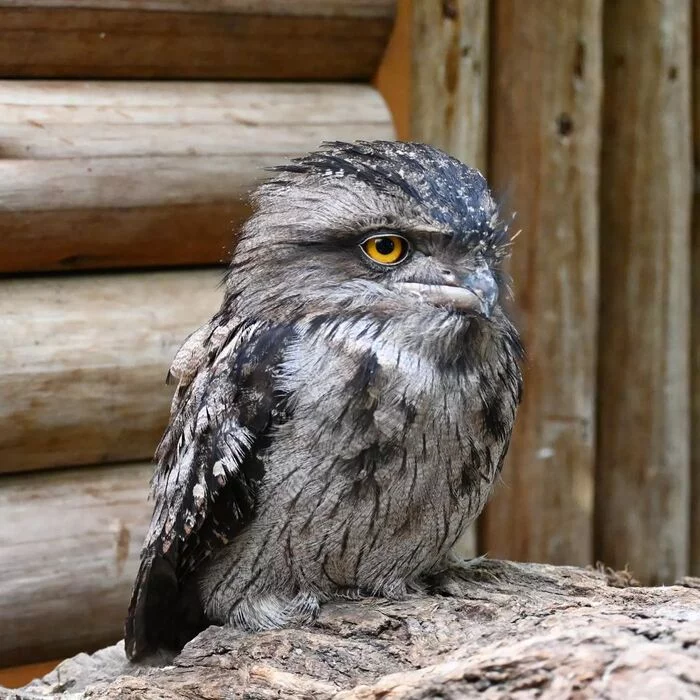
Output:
[{"xmin": 3, "ymin": 561, "xmax": 699, "ymax": 699}]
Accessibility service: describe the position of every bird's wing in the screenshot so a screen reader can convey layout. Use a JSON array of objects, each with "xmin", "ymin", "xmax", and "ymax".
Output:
[{"xmin": 125, "ymin": 315, "xmax": 294, "ymax": 660}]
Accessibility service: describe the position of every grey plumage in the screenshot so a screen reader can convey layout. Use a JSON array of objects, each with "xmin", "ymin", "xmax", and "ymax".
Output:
[{"xmin": 125, "ymin": 141, "xmax": 523, "ymax": 660}]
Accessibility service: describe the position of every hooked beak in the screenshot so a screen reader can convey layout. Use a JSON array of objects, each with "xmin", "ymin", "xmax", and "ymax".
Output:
[{"xmin": 394, "ymin": 267, "xmax": 498, "ymax": 318}]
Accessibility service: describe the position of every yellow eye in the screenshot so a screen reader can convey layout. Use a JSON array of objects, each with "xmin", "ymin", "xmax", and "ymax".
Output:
[{"xmin": 361, "ymin": 235, "xmax": 409, "ymax": 266}]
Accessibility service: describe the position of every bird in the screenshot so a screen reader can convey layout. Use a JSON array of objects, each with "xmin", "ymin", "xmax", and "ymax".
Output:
[{"xmin": 125, "ymin": 140, "xmax": 523, "ymax": 661}]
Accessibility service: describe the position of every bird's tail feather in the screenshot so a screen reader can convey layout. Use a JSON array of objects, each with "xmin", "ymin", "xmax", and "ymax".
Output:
[{"xmin": 125, "ymin": 548, "xmax": 207, "ymax": 661}]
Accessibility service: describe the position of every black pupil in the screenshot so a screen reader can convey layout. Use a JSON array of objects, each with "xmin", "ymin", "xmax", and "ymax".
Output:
[{"xmin": 376, "ymin": 238, "xmax": 396, "ymax": 256}]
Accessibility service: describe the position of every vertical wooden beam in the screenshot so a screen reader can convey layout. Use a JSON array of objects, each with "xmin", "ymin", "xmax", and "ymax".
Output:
[
  {"xmin": 597, "ymin": 0, "xmax": 692, "ymax": 584},
  {"xmin": 482, "ymin": 1, "xmax": 602, "ymax": 566},
  {"xmin": 411, "ymin": 0, "xmax": 490, "ymax": 558},
  {"xmin": 411, "ymin": 0, "xmax": 489, "ymax": 171},
  {"xmin": 691, "ymin": 0, "xmax": 700, "ymax": 577}
]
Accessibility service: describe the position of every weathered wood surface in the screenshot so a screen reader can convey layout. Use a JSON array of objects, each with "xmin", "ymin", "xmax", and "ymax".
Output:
[
  {"xmin": 0, "ymin": 1, "xmax": 392, "ymax": 12},
  {"xmin": 0, "ymin": 270, "xmax": 221, "ymax": 474},
  {"xmin": 410, "ymin": 0, "xmax": 489, "ymax": 560},
  {"xmin": 3, "ymin": 561, "xmax": 699, "ymax": 699},
  {"xmin": 482, "ymin": 1, "xmax": 602, "ymax": 568},
  {"xmin": 0, "ymin": 462, "xmax": 152, "ymax": 667},
  {"xmin": 0, "ymin": 0, "xmax": 394, "ymax": 80},
  {"xmin": 0, "ymin": 81, "xmax": 393, "ymax": 273},
  {"xmin": 412, "ymin": 0, "xmax": 489, "ymax": 177},
  {"xmin": 597, "ymin": 0, "xmax": 692, "ymax": 585},
  {"xmin": 691, "ymin": 0, "xmax": 700, "ymax": 578}
]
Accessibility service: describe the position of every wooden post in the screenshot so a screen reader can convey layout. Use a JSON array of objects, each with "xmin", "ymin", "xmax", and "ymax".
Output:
[
  {"xmin": 690, "ymin": 0, "xmax": 699, "ymax": 577},
  {"xmin": 482, "ymin": 1, "xmax": 602, "ymax": 567},
  {"xmin": 597, "ymin": 0, "xmax": 692, "ymax": 584},
  {"xmin": 411, "ymin": 0, "xmax": 488, "ymax": 172},
  {"xmin": 411, "ymin": 0, "xmax": 490, "ymax": 558}
]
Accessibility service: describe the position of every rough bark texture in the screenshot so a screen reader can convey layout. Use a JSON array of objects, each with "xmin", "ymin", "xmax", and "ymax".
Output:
[
  {"xmin": 2, "ymin": 561, "xmax": 699, "ymax": 699},
  {"xmin": 483, "ymin": 0, "xmax": 602, "ymax": 567},
  {"xmin": 597, "ymin": 0, "xmax": 692, "ymax": 585}
]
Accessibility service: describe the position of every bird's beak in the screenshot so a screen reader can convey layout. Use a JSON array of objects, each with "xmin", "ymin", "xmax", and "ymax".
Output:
[{"xmin": 394, "ymin": 266, "xmax": 498, "ymax": 318}]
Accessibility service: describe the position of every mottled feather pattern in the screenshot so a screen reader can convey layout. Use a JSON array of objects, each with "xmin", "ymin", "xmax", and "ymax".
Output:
[
  {"xmin": 126, "ymin": 141, "xmax": 523, "ymax": 660},
  {"xmin": 152, "ymin": 319, "xmax": 265, "ymax": 551},
  {"xmin": 126, "ymin": 318, "xmax": 294, "ymax": 658}
]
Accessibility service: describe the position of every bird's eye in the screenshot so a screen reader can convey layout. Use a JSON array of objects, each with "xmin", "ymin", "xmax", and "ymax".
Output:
[{"xmin": 360, "ymin": 235, "xmax": 410, "ymax": 266}]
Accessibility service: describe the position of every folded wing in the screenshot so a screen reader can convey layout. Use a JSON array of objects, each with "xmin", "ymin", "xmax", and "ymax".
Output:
[{"xmin": 125, "ymin": 315, "xmax": 294, "ymax": 660}]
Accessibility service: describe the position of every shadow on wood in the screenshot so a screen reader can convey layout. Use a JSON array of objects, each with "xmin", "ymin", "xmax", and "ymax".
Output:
[
  {"xmin": 4, "ymin": 560, "xmax": 698, "ymax": 699},
  {"xmin": 0, "ymin": 1, "xmax": 395, "ymax": 81}
]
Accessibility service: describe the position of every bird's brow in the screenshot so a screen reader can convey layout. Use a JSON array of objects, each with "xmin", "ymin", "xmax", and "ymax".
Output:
[
  {"xmin": 270, "ymin": 225, "xmax": 455, "ymax": 251},
  {"xmin": 405, "ymin": 227, "xmax": 453, "ymax": 239},
  {"xmin": 355, "ymin": 224, "xmax": 453, "ymax": 241}
]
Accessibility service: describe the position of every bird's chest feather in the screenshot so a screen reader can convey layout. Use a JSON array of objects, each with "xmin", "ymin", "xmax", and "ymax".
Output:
[{"xmin": 261, "ymin": 323, "xmax": 511, "ymax": 581}]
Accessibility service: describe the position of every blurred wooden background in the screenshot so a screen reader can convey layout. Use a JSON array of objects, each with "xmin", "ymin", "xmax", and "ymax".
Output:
[{"xmin": 0, "ymin": 0, "xmax": 697, "ymax": 682}]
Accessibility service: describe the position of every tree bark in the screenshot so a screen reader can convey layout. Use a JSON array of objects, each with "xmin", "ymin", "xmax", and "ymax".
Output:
[{"xmin": 4, "ymin": 560, "xmax": 699, "ymax": 699}]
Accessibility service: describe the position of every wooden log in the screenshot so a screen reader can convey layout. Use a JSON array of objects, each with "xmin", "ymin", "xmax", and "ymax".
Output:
[
  {"xmin": 0, "ymin": 82, "xmax": 394, "ymax": 273},
  {"xmin": 692, "ymin": 0, "xmax": 700, "ymax": 578},
  {"xmin": 410, "ymin": 0, "xmax": 489, "ymax": 559},
  {"xmin": 0, "ymin": 462, "xmax": 152, "ymax": 667},
  {"xmin": 482, "ymin": 1, "xmax": 602, "ymax": 567},
  {"xmin": 597, "ymin": 0, "xmax": 692, "ymax": 585},
  {"xmin": 0, "ymin": 1, "xmax": 395, "ymax": 80},
  {"xmin": 0, "ymin": 270, "xmax": 221, "ymax": 474},
  {"xmin": 7, "ymin": 561, "xmax": 700, "ymax": 698}
]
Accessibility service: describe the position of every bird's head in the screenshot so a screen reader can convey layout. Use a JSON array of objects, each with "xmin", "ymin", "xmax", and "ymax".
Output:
[{"xmin": 226, "ymin": 141, "xmax": 515, "ymax": 333}]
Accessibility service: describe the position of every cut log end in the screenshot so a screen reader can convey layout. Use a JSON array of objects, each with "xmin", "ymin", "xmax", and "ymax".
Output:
[{"xmin": 6, "ymin": 560, "xmax": 699, "ymax": 700}]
